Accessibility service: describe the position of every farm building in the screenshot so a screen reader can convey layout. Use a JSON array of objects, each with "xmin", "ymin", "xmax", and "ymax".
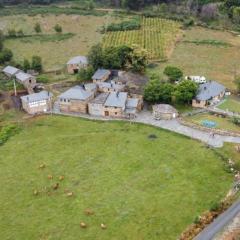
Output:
[
  {"xmin": 2, "ymin": 66, "xmax": 21, "ymax": 78},
  {"xmin": 97, "ymin": 81, "xmax": 125, "ymax": 93},
  {"xmin": 58, "ymin": 85, "xmax": 94, "ymax": 114},
  {"xmin": 88, "ymin": 93, "xmax": 109, "ymax": 116},
  {"xmin": 15, "ymin": 72, "xmax": 36, "ymax": 90},
  {"xmin": 92, "ymin": 69, "xmax": 111, "ymax": 83},
  {"xmin": 21, "ymin": 91, "xmax": 53, "ymax": 115},
  {"xmin": 153, "ymin": 104, "xmax": 179, "ymax": 120},
  {"xmin": 192, "ymin": 81, "xmax": 226, "ymax": 108},
  {"xmin": 104, "ymin": 92, "xmax": 128, "ymax": 118},
  {"xmin": 67, "ymin": 56, "xmax": 88, "ymax": 74},
  {"xmin": 125, "ymin": 98, "xmax": 140, "ymax": 118}
]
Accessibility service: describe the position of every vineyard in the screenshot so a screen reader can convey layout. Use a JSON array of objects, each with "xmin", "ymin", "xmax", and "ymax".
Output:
[{"xmin": 102, "ymin": 17, "xmax": 181, "ymax": 60}]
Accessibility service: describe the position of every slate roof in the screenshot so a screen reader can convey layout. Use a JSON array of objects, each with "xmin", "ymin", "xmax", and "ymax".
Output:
[
  {"xmin": 196, "ymin": 81, "xmax": 226, "ymax": 101},
  {"xmin": 2, "ymin": 66, "xmax": 20, "ymax": 76},
  {"xmin": 97, "ymin": 82, "xmax": 125, "ymax": 91},
  {"xmin": 58, "ymin": 86, "xmax": 93, "ymax": 101},
  {"xmin": 84, "ymin": 83, "xmax": 97, "ymax": 92},
  {"xmin": 126, "ymin": 98, "xmax": 139, "ymax": 108},
  {"xmin": 67, "ymin": 56, "xmax": 88, "ymax": 65},
  {"xmin": 15, "ymin": 72, "xmax": 33, "ymax": 82},
  {"xmin": 104, "ymin": 92, "xmax": 127, "ymax": 108},
  {"xmin": 89, "ymin": 93, "xmax": 109, "ymax": 104},
  {"xmin": 92, "ymin": 69, "xmax": 111, "ymax": 80},
  {"xmin": 152, "ymin": 104, "xmax": 178, "ymax": 114},
  {"xmin": 21, "ymin": 91, "xmax": 53, "ymax": 103}
]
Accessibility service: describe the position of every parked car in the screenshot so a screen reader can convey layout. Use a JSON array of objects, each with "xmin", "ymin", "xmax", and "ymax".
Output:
[{"xmin": 185, "ymin": 76, "xmax": 207, "ymax": 84}]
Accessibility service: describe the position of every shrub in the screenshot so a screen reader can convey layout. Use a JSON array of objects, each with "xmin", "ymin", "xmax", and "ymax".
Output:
[
  {"xmin": 23, "ymin": 59, "xmax": 31, "ymax": 72},
  {"xmin": 1, "ymin": 48, "xmax": 13, "ymax": 62},
  {"xmin": 34, "ymin": 22, "xmax": 42, "ymax": 34},
  {"xmin": 54, "ymin": 24, "xmax": 62, "ymax": 33},
  {"xmin": 32, "ymin": 55, "xmax": 43, "ymax": 72},
  {"xmin": 0, "ymin": 124, "xmax": 20, "ymax": 146},
  {"xmin": 210, "ymin": 201, "xmax": 220, "ymax": 212},
  {"xmin": 104, "ymin": 19, "xmax": 141, "ymax": 32},
  {"xmin": 232, "ymin": 116, "xmax": 240, "ymax": 126},
  {"xmin": 8, "ymin": 29, "xmax": 17, "ymax": 38},
  {"xmin": 77, "ymin": 66, "xmax": 94, "ymax": 82}
]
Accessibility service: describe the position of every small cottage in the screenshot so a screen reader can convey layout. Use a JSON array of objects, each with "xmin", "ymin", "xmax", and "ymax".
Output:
[
  {"xmin": 88, "ymin": 93, "xmax": 109, "ymax": 116},
  {"xmin": 21, "ymin": 91, "xmax": 53, "ymax": 114},
  {"xmin": 67, "ymin": 56, "xmax": 88, "ymax": 74},
  {"xmin": 192, "ymin": 81, "xmax": 226, "ymax": 108},
  {"xmin": 92, "ymin": 69, "xmax": 111, "ymax": 83},
  {"xmin": 58, "ymin": 85, "xmax": 94, "ymax": 114},
  {"xmin": 153, "ymin": 104, "xmax": 178, "ymax": 120},
  {"xmin": 104, "ymin": 92, "xmax": 128, "ymax": 118},
  {"xmin": 2, "ymin": 66, "xmax": 21, "ymax": 78},
  {"xmin": 15, "ymin": 72, "xmax": 36, "ymax": 89},
  {"xmin": 125, "ymin": 98, "xmax": 140, "ymax": 118}
]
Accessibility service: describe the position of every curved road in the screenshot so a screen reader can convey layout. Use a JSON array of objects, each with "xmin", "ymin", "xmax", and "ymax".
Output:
[{"xmin": 194, "ymin": 200, "xmax": 240, "ymax": 240}]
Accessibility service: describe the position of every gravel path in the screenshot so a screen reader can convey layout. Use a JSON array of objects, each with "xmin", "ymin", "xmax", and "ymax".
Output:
[{"xmin": 135, "ymin": 111, "xmax": 240, "ymax": 148}]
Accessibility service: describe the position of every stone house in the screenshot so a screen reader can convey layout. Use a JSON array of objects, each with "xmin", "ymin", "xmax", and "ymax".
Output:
[
  {"xmin": 192, "ymin": 81, "xmax": 226, "ymax": 108},
  {"xmin": 153, "ymin": 104, "xmax": 179, "ymax": 120},
  {"xmin": 21, "ymin": 91, "xmax": 53, "ymax": 115},
  {"xmin": 58, "ymin": 86, "xmax": 94, "ymax": 114},
  {"xmin": 92, "ymin": 69, "xmax": 111, "ymax": 83},
  {"xmin": 2, "ymin": 66, "xmax": 21, "ymax": 78},
  {"xmin": 103, "ymin": 92, "xmax": 128, "ymax": 118},
  {"xmin": 88, "ymin": 93, "xmax": 109, "ymax": 116},
  {"xmin": 67, "ymin": 56, "xmax": 88, "ymax": 74},
  {"xmin": 125, "ymin": 98, "xmax": 140, "ymax": 118},
  {"xmin": 15, "ymin": 72, "xmax": 36, "ymax": 90},
  {"xmin": 83, "ymin": 83, "xmax": 97, "ymax": 96}
]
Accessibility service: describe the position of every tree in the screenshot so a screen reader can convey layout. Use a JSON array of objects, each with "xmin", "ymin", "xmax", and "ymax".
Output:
[
  {"xmin": 54, "ymin": 24, "xmax": 62, "ymax": 33},
  {"xmin": 77, "ymin": 66, "xmax": 94, "ymax": 82},
  {"xmin": 34, "ymin": 23, "xmax": 42, "ymax": 34},
  {"xmin": 23, "ymin": 59, "xmax": 31, "ymax": 72},
  {"xmin": 144, "ymin": 77, "xmax": 174, "ymax": 103},
  {"xmin": 235, "ymin": 75, "xmax": 240, "ymax": 92},
  {"xmin": 17, "ymin": 29, "xmax": 24, "ymax": 37},
  {"xmin": 130, "ymin": 45, "xmax": 148, "ymax": 73},
  {"xmin": 8, "ymin": 29, "xmax": 16, "ymax": 38},
  {"xmin": 88, "ymin": 44, "xmax": 104, "ymax": 70},
  {"xmin": 174, "ymin": 80, "xmax": 198, "ymax": 104},
  {"xmin": 87, "ymin": 0, "xmax": 95, "ymax": 10},
  {"xmin": 32, "ymin": 55, "xmax": 42, "ymax": 72},
  {"xmin": 163, "ymin": 66, "xmax": 183, "ymax": 82},
  {"xmin": 0, "ymin": 30, "xmax": 4, "ymax": 51}
]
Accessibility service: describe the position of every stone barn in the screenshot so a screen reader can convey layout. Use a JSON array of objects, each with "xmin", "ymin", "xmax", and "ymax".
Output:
[
  {"xmin": 2, "ymin": 66, "xmax": 21, "ymax": 78},
  {"xmin": 153, "ymin": 104, "xmax": 179, "ymax": 120},
  {"xmin": 21, "ymin": 91, "xmax": 53, "ymax": 115},
  {"xmin": 92, "ymin": 69, "xmax": 111, "ymax": 83},
  {"xmin": 58, "ymin": 86, "xmax": 94, "ymax": 114},
  {"xmin": 67, "ymin": 56, "xmax": 88, "ymax": 74},
  {"xmin": 15, "ymin": 72, "xmax": 36, "ymax": 90},
  {"xmin": 88, "ymin": 93, "xmax": 109, "ymax": 116}
]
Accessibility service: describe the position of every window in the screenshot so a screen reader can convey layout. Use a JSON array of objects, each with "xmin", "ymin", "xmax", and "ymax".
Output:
[{"xmin": 115, "ymin": 112, "xmax": 117, "ymax": 115}]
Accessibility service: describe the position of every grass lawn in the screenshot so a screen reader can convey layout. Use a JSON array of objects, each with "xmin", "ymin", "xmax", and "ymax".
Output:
[
  {"xmin": 185, "ymin": 113, "xmax": 240, "ymax": 133},
  {"xmin": 218, "ymin": 97, "xmax": 240, "ymax": 113},
  {"xmin": 2, "ymin": 14, "xmax": 118, "ymax": 71},
  {"xmin": 0, "ymin": 115, "xmax": 233, "ymax": 240},
  {"xmin": 147, "ymin": 27, "xmax": 240, "ymax": 90}
]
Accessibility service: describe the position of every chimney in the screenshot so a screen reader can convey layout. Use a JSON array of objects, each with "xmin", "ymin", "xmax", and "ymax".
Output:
[
  {"xmin": 116, "ymin": 91, "xmax": 119, "ymax": 98},
  {"xmin": 82, "ymin": 85, "xmax": 86, "ymax": 90}
]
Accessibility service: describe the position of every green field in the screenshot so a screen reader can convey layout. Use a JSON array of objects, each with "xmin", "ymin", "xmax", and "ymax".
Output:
[
  {"xmin": 147, "ymin": 27, "xmax": 240, "ymax": 90},
  {"xmin": 102, "ymin": 17, "xmax": 181, "ymax": 60},
  {"xmin": 2, "ymin": 14, "xmax": 117, "ymax": 71},
  {"xmin": 218, "ymin": 97, "xmax": 240, "ymax": 113},
  {"xmin": 0, "ymin": 115, "xmax": 233, "ymax": 240}
]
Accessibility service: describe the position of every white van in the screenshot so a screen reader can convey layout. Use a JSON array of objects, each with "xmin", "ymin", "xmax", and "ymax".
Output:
[{"xmin": 185, "ymin": 76, "xmax": 207, "ymax": 84}]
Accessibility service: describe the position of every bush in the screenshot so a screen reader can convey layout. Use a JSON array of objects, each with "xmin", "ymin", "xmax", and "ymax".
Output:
[
  {"xmin": 0, "ymin": 48, "xmax": 13, "ymax": 63},
  {"xmin": 8, "ymin": 29, "xmax": 17, "ymax": 38},
  {"xmin": 77, "ymin": 67, "xmax": 94, "ymax": 82},
  {"xmin": 0, "ymin": 124, "xmax": 20, "ymax": 146},
  {"xmin": 54, "ymin": 24, "xmax": 62, "ymax": 33},
  {"xmin": 34, "ymin": 22, "xmax": 42, "ymax": 34},
  {"xmin": 104, "ymin": 19, "xmax": 141, "ymax": 32},
  {"xmin": 232, "ymin": 116, "xmax": 240, "ymax": 126},
  {"xmin": 210, "ymin": 201, "xmax": 220, "ymax": 212}
]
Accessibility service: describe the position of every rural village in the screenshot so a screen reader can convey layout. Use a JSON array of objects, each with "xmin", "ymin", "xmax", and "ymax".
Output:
[{"xmin": 1, "ymin": 1, "xmax": 240, "ymax": 240}]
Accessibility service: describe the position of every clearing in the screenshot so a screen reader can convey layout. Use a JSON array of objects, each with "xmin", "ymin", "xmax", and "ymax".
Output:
[
  {"xmin": 102, "ymin": 17, "xmax": 181, "ymax": 60},
  {"xmin": 1, "ymin": 14, "xmax": 116, "ymax": 71},
  {"xmin": 0, "ymin": 115, "xmax": 233, "ymax": 240},
  {"xmin": 148, "ymin": 27, "xmax": 240, "ymax": 90}
]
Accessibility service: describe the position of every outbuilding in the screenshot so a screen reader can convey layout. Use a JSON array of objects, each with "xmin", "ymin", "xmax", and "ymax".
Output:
[
  {"xmin": 67, "ymin": 56, "xmax": 88, "ymax": 74},
  {"xmin": 92, "ymin": 69, "xmax": 111, "ymax": 83},
  {"xmin": 88, "ymin": 93, "xmax": 109, "ymax": 116},
  {"xmin": 152, "ymin": 104, "xmax": 179, "ymax": 120},
  {"xmin": 21, "ymin": 91, "xmax": 53, "ymax": 114},
  {"xmin": 2, "ymin": 66, "xmax": 21, "ymax": 78},
  {"xmin": 15, "ymin": 72, "xmax": 36, "ymax": 90}
]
